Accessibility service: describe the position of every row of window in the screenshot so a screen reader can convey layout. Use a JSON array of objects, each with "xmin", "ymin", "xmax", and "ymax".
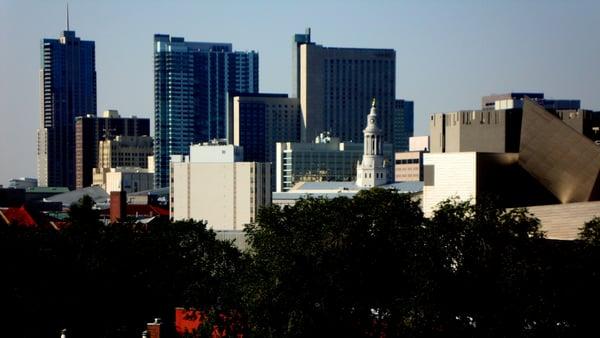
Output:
[{"xmin": 395, "ymin": 158, "xmax": 420, "ymax": 165}]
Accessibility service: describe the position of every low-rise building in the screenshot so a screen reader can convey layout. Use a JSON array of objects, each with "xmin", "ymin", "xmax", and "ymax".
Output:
[
  {"xmin": 276, "ymin": 132, "xmax": 393, "ymax": 192},
  {"xmin": 9, "ymin": 177, "xmax": 38, "ymax": 189},
  {"xmin": 423, "ymin": 98, "xmax": 600, "ymax": 240},
  {"xmin": 170, "ymin": 142, "xmax": 271, "ymax": 231},
  {"xmin": 394, "ymin": 136, "xmax": 429, "ymax": 182},
  {"xmin": 274, "ymin": 101, "xmax": 422, "ymax": 205}
]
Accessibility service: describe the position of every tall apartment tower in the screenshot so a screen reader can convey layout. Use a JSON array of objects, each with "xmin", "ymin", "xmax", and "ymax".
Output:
[
  {"xmin": 293, "ymin": 29, "xmax": 396, "ymax": 144},
  {"xmin": 153, "ymin": 34, "xmax": 258, "ymax": 188},
  {"xmin": 37, "ymin": 29, "xmax": 96, "ymax": 188}
]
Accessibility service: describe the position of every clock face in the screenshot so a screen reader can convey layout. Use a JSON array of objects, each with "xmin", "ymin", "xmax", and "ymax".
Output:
[{"xmin": 370, "ymin": 119, "xmax": 375, "ymax": 124}]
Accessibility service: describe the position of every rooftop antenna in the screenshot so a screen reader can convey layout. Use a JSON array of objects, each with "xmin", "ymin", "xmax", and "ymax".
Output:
[{"xmin": 66, "ymin": 2, "xmax": 70, "ymax": 31}]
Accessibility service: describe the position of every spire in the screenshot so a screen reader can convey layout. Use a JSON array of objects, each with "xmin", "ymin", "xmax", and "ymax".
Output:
[
  {"xmin": 368, "ymin": 98, "xmax": 377, "ymax": 118},
  {"xmin": 364, "ymin": 98, "xmax": 380, "ymax": 134},
  {"xmin": 66, "ymin": 2, "xmax": 70, "ymax": 31}
]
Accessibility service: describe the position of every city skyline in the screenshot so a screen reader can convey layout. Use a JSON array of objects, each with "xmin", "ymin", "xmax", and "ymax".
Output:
[{"xmin": 1, "ymin": 0, "xmax": 600, "ymax": 186}]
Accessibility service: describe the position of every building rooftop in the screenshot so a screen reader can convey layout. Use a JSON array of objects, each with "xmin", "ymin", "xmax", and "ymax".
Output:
[
  {"xmin": 274, "ymin": 181, "xmax": 424, "ymax": 202},
  {"xmin": 26, "ymin": 187, "xmax": 70, "ymax": 194},
  {"xmin": 45, "ymin": 186, "xmax": 109, "ymax": 207}
]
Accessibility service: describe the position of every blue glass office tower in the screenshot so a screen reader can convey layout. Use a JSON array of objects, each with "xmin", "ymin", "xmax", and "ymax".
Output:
[
  {"xmin": 153, "ymin": 34, "xmax": 258, "ymax": 188},
  {"xmin": 37, "ymin": 30, "xmax": 96, "ymax": 188}
]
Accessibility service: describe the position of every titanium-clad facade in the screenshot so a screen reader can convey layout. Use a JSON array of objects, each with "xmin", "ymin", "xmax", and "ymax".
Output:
[
  {"xmin": 37, "ymin": 30, "xmax": 96, "ymax": 189},
  {"xmin": 423, "ymin": 98, "xmax": 600, "ymax": 216},
  {"xmin": 153, "ymin": 34, "xmax": 258, "ymax": 188}
]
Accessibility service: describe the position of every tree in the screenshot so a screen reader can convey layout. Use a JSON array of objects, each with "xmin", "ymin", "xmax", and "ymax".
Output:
[
  {"xmin": 1, "ymin": 196, "xmax": 247, "ymax": 338},
  {"xmin": 243, "ymin": 189, "xmax": 424, "ymax": 337}
]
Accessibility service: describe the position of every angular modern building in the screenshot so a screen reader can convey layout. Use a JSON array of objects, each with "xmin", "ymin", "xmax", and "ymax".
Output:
[
  {"xmin": 429, "ymin": 92, "xmax": 596, "ymax": 153},
  {"xmin": 75, "ymin": 110, "xmax": 150, "ymax": 189},
  {"xmin": 292, "ymin": 29, "xmax": 396, "ymax": 144},
  {"xmin": 37, "ymin": 29, "xmax": 96, "ymax": 189},
  {"xmin": 423, "ymin": 97, "xmax": 600, "ymax": 219},
  {"xmin": 153, "ymin": 34, "xmax": 258, "ymax": 188}
]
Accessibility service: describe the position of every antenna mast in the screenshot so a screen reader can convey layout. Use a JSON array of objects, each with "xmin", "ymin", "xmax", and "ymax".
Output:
[{"xmin": 66, "ymin": 2, "xmax": 70, "ymax": 31}]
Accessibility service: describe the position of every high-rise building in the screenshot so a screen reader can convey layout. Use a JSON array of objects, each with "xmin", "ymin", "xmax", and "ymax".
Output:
[
  {"xmin": 393, "ymin": 99, "xmax": 414, "ymax": 151},
  {"xmin": 230, "ymin": 93, "xmax": 301, "ymax": 163},
  {"xmin": 293, "ymin": 29, "xmax": 396, "ymax": 144},
  {"xmin": 153, "ymin": 34, "xmax": 259, "ymax": 188},
  {"xmin": 75, "ymin": 110, "xmax": 150, "ymax": 189},
  {"xmin": 37, "ymin": 29, "xmax": 96, "ymax": 189}
]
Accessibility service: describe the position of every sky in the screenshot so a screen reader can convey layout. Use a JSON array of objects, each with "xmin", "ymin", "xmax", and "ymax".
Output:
[{"xmin": 0, "ymin": 0, "xmax": 599, "ymax": 186}]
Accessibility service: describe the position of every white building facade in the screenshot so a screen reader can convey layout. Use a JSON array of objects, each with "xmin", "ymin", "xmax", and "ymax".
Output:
[
  {"xmin": 170, "ymin": 143, "xmax": 271, "ymax": 231},
  {"xmin": 356, "ymin": 101, "xmax": 390, "ymax": 188}
]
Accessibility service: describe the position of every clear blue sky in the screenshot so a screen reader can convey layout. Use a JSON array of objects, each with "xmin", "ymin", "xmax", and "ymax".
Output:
[{"xmin": 1, "ymin": 0, "xmax": 599, "ymax": 186}]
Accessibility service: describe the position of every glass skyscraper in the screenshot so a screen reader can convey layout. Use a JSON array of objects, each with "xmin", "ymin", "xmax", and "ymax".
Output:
[
  {"xmin": 153, "ymin": 34, "xmax": 258, "ymax": 188},
  {"xmin": 37, "ymin": 30, "xmax": 96, "ymax": 188}
]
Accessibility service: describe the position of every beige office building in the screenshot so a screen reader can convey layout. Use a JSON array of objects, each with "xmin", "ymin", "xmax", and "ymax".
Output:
[
  {"xmin": 170, "ymin": 143, "xmax": 271, "ymax": 231},
  {"xmin": 294, "ymin": 30, "xmax": 396, "ymax": 143},
  {"xmin": 92, "ymin": 135, "xmax": 154, "ymax": 193}
]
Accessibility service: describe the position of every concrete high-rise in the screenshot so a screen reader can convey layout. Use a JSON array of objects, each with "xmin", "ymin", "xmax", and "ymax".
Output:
[
  {"xmin": 293, "ymin": 29, "xmax": 396, "ymax": 144},
  {"xmin": 170, "ymin": 142, "xmax": 271, "ymax": 230},
  {"xmin": 37, "ymin": 29, "xmax": 96, "ymax": 189},
  {"xmin": 153, "ymin": 34, "xmax": 258, "ymax": 188}
]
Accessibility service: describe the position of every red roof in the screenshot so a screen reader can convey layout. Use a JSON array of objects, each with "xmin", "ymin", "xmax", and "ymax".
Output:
[
  {"xmin": 175, "ymin": 308, "xmax": 204, "ymax": 336},
  {"xmin": 127, "ymin": 204, "xmax": 169, "ymax": 217},
  {"xmin": 100, "ymin": 204, "xmax": 169, "ymax": 218},
  {"xmin": 0, "ymin": 206, "xmax": 64, "ymax": 230},
  {"xmin": 0, "ymin": 206, "xmax": 37, "ymax": 227}
]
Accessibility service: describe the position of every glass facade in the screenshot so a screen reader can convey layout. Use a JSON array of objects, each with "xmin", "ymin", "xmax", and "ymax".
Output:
[
  {"xmin": 153, "ymin": 34, "xmax": 259, "ymax": 188},
  {"xmin": 38, "ymin": 30, "xmax": 96, "ymax": 189},
  {"xmin": 393, "ymin": 99, "xmax": 414, "ymax": 151}
]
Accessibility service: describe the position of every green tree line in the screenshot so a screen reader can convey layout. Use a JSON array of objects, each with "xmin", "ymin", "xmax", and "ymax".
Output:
[{"xmin": 1, "ymin": 190, "xmax": 600, "ymax": 337}]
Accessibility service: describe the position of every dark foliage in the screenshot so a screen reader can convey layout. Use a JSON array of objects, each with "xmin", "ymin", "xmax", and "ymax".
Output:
[
  {"xmin": 243, "ymin": 191, "xmax": 599, "ymax": 338},
  {"xmin": 2, "ymin": 192, "xmax": 600, "ymax": 337},
  {"xmin": 0, "ymin": 196, "xmax": 246, "ymax": 338}
]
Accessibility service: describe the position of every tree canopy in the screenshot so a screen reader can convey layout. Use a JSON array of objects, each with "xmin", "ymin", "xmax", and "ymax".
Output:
[{"xmin": 2, "ymin": 191, "xmax": 600, "ymax": 337}]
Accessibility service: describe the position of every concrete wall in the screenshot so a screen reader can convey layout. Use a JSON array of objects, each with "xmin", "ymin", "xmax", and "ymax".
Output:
[
  {"xmin": 171, "ymin": 162, "xmax": 271, "ymax": 231},
  {"xmin": 105, "ymin": 171, "xmax": 154, "ymax": 194},
  {"xmin": 423, "ymin": 152, "xmax": 477, "ymax": 217},
  {"xmin": 189, "ymin": 144, "xmax": 243, "ymax": 163}
]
